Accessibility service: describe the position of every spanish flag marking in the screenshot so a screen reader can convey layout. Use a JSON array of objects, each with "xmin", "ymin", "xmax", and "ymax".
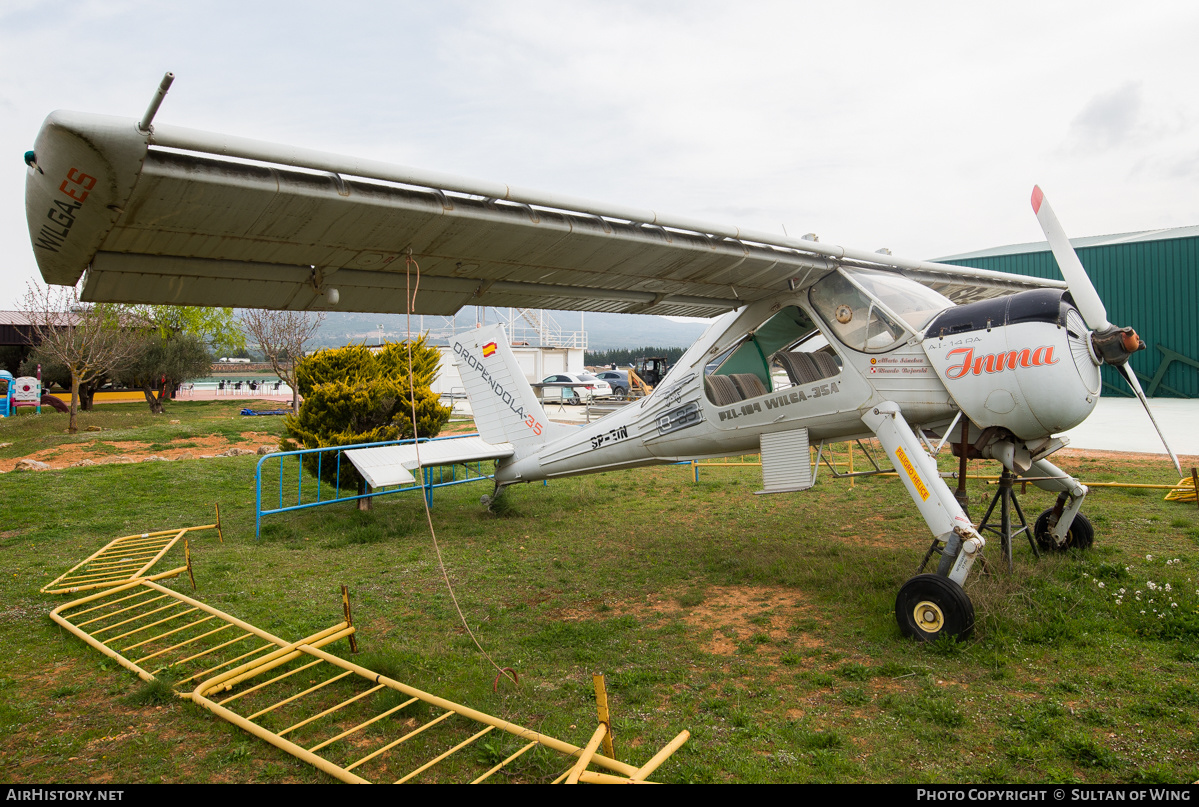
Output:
[
  {"xmin": 482, "ymin": 342, "xmax": 497, "ymax": 357},
  {"xmin": 894, "ymin": 446, "xmax": 930, "ymax": 501}
]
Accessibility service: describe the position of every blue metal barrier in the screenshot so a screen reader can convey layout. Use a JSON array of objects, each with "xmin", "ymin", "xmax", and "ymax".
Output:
[{"xmin": 254, "ymin": 433, "xmax": 494, "ymax": 539}]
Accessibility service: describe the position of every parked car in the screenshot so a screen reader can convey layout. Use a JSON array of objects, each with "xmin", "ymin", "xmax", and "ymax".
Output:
[
  {"xmin": 537, "ymin": 372, "xmax": 612, "ymax": 404},
  {"xmin": 594, "ymin": 369, "xmax": 629, "ymax": 397}
]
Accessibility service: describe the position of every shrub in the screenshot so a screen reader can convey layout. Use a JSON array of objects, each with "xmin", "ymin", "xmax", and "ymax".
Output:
[{"xmin": 285, "ymin": 338, "xmax": 452, "ymax": 487}]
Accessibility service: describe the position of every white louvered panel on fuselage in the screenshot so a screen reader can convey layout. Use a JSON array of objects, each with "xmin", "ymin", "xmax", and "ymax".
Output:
[{"xmin": 757, "ymin": 428, "xmax": 812, "ymax": 494}]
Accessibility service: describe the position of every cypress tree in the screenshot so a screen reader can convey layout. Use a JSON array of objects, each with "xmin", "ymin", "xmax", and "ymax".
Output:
[{"xmin": 285, "ymin": 337, "xmax": 452, "ymax": 488}]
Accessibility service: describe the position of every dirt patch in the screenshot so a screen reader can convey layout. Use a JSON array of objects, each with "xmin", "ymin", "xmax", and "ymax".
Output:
[
  {"xmin": 1055, "ymin": 448, "xmax": 1199, "ymax": 466},
  {"xmin": 582, "ymin": 584, "xmax": 818, "ymax": 658},
  {"xmin": 441, "ymin": 422, "xmax": 481, "ymax": 436},
  {"xmin": 693, "ymin": 587, "xmax": 820, "ymax": 656},
  {"xmin": 0, "ymin": 432, "xmax": 279, "ymax": 472}
]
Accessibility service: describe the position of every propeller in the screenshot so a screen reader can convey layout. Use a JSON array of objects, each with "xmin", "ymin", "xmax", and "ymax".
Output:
[{"xmin": 1031, "ymin": 185, "xmax": 1182, "ymax": 476}]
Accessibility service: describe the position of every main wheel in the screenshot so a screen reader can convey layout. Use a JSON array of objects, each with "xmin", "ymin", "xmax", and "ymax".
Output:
[
  {"xmin": 1033, "ymin": 509, "xmax": 1094, "ymax": 552},
  {"xmin": 895, "ymin": 574, "xmax": 975, "ymax": 642}
]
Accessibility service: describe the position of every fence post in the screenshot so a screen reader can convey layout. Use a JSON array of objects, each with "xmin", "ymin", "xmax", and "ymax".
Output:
[{"xmin": 255, "ymin": 457, "xmax": 263, "ymax": 541}]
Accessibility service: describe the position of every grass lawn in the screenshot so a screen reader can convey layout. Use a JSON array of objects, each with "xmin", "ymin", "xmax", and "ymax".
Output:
[{"xmin": 1, "ymin": 400, "xmax": 1198, "ymax": 783}]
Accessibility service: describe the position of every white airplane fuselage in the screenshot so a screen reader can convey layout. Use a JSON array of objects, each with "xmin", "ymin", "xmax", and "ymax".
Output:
[{"xmin": 453, "ymin": 268, "xmax": 1100, "ymax": 489}]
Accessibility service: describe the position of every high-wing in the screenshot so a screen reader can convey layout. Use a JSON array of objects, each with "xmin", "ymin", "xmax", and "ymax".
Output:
[{"xmin": 26, "ymin": 111, "xmax": 1062, "ymax": 316}]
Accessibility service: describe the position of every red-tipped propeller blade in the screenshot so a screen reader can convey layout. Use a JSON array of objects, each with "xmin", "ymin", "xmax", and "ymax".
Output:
[
  {"xmin": 1031, "ymin": 185, "xmax": 1111, "ymax": 331},
  {"xmin": 1032, "ymin": 186, "xmax": 1181, "ymax": 474}
]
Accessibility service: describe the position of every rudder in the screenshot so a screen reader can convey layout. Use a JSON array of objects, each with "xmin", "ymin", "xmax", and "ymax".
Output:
[{"xmin": 451, "ymin": 325, "xmax": 566, "ymax": 454}]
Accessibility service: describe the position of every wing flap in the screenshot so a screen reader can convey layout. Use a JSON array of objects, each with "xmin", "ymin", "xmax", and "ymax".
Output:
[{"xmin": 81, "ymin": 148, "xmax": 815, "ymax": 315}]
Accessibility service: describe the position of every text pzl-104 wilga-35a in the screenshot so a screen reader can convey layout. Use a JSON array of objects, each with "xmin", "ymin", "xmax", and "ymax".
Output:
[{"xmin": 24, "ymin": 76, "xmax": 1180, "ymax": 642}]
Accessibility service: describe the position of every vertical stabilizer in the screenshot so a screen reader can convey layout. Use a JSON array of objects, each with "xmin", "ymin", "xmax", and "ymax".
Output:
[{"xmin": 451, "ymin": 325, "xmax": 565, "ymax": 454}]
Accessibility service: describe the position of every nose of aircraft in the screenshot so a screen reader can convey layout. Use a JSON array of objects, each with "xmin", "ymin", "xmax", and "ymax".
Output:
[{"xmin": 1031, "ymin": 186, "xmax": 1182, "ymax": 475}]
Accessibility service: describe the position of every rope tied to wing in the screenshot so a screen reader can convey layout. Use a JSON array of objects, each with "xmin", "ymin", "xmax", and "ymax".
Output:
[{"xmin": 404, "ymin": 251, "xmax": 518, "ymax": 688}]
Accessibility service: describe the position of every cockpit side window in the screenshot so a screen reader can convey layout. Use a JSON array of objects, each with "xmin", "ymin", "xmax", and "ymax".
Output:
[
  {"xmin": 765, "ymin": 311, "xmax": 842, "ymax": 391},
  {"xmin": 703, "ymin": 305, "xmax": 840, "ymax": 405}
]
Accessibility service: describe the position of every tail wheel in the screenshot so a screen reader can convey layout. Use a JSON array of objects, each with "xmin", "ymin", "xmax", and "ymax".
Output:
[
  {"xmin": 895, "ymin": 574, "xmax": 975, "ymax": 642},
  {"xmin": 1033, "ymin": 509, "xmax": 1094, "ymax": 552}
]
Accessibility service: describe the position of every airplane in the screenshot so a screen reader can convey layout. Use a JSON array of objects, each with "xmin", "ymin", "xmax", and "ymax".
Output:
[{"xmin": 23, "ymin": 75, "xmax": 1181, "ymax": 643}]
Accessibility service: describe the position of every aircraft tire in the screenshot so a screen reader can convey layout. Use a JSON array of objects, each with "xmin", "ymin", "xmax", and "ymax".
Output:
[
  {"xmin": 1033, "ymin": 509, "xmax": 1094, "ymax": 552},
  {"xmin": 895, "ymin": 574, "xmax": 974, "ymax": 643}
]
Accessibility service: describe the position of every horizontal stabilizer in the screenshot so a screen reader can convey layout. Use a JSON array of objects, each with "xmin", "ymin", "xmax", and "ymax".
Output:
[{"xmin": 344, "ymin": 437, "xmax": 514, "ymax": 488}]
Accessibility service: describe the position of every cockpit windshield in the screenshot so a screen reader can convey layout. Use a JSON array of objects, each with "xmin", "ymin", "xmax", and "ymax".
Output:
[
  {"xmin": 810, "ymin": 268, "xmax": 952, "ymax": 353},
  {"xmin": 844, "ymin": 268, "xmax": 954, "ymax": 331}
]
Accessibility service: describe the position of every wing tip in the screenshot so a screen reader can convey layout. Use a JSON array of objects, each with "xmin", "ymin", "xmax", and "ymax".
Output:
[{"xmin": 1031, "ymin": 185, "xmax": 1044, "ymax": 214}]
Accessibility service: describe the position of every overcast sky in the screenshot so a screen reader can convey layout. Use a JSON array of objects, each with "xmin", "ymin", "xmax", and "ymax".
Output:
[{"xmin": 3, "ymin": 1, "xmax": 1197, "ymax": 308}]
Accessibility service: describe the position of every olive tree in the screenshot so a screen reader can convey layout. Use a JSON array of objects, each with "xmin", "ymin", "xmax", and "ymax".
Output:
[
  {"xmin": 118, "ymin": 305, "xmax": 244, "ymax": 414},
  {"xmin": 19, "ymin": 283, "xmax": 141, "ymax": 433},
  {"xmin": 113, "ymin": 331, "xmax": 213, "ymax": 414}
]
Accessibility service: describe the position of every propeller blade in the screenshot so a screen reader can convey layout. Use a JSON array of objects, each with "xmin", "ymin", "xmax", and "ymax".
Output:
[
  {"xmin": 1030, "ymin": 186, "xmax": 1111, "ymax": 331},
  {"xmin": 1121, "ymin": 363, "xmax": 1183, "ymax": 476}
]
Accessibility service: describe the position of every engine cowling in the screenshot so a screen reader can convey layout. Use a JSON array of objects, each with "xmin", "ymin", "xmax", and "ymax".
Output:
[{"xmin": 921, "ymin": 289, "xmax": 1100, "ymax": 441}]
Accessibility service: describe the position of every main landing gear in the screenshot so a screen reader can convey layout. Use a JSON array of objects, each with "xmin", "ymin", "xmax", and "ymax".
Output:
[
  {"xmin": 898, "ymin": 447, "xmax": 1096, "ymax": 641},
  {"xmin": 862, "ymin": 403, "xmax": 984, "ymax": 644},
  {"xmin": 895, "ymin": 574, "xmax": 975, "ymax": 642},
  {"xmin": 863, "ymin": 403, "xmax": 1096, "ymax": 644},
  {"xmin": 1034, "ymin": 509, "xmax": 1094, "ymax": 552}
]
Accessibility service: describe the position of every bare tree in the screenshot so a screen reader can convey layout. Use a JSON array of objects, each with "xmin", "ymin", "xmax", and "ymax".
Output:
[
  {"xmin": 239, "ymin": 309, "xmax": 326, "ymax": 413},
  {"xmin": 20, "ymin": 283, "xmax": 143, "ymax": 433}
]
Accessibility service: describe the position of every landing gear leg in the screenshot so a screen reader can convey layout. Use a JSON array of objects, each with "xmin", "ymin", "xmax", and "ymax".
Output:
[
  {"xmin": 1020, "ymin": 458, "xmax": 1090, "ymax": 550},
  {"xmin": 861, "ymin": 402, "xmax": 982, "ymax": 642},
  {"xmin": 481, "ymin": 481, "xmax": 506, "ymax": 511}
]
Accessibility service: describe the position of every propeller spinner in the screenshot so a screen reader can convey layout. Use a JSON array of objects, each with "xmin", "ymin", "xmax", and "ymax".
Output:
[{"xmin": 1031, "ymin": 186, "xmax": 1182, "ymax": 475}]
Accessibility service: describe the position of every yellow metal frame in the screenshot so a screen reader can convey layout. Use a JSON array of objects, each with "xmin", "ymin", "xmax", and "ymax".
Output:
[
  {"xmin": 46, "ymin": 529, "xmax": 690, "ymax": 784},
  {"xmin": 1165, "ymin": 475, "xmax": 1197, "ymax": 503},
  {"xmin": 691, "ymin": 446, "xmax": 1197, "ymax": 500},
  {"xmin": 191, "ymin": 641, "xmax": 688, "ymax": 784},
  {"xmin": 50, "ymin": 575, "xmax": 292, "ymax": 687},
  {"xmin": 41, "ymin": 507, "xmax": 223, "ymax": 595}
]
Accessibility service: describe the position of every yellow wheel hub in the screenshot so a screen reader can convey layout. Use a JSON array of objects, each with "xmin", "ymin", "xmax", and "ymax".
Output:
[{"xmin": 913, "ymin": 600, "xmax": 944, "ymax": 633}]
